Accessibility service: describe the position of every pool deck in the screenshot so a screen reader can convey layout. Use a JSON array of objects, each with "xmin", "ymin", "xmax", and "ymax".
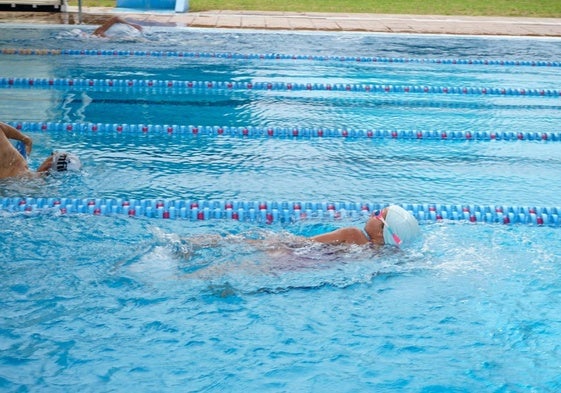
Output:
[{"xmin": 0, "ymin": 6, "xmax": 561, "ymax": 37}]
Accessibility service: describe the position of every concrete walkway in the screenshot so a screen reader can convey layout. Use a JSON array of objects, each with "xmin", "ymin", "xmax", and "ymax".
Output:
[{"xmin": 1, "ymin": 6, "xmax": 561, "ymax": 36}]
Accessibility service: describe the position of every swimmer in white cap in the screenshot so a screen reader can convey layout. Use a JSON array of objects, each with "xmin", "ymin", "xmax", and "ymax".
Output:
[
  {"xmin": 0, "ymin": 122, "xmax": 82, "ymax": 179},
  {"xmin": 45, "ymin": 152, "xmax": 82, "ymax": 173},
  {"xmin": 310, "ymin": 205, "xmax": 421, "ymax": 246}
]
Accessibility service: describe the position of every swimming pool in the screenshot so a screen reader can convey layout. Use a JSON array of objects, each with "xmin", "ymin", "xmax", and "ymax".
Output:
[{"xmin": 1, "ymin": 25, "xmax": 561, "ymax": 392}]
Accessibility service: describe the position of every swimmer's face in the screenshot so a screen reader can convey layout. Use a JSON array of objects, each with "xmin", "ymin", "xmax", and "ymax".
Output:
[{"xmin": 364, "ymin": 208, "xmax": 387, "ymax": 245}]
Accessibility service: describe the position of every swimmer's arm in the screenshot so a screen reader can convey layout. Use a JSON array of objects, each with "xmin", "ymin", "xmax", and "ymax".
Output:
[
  {"xmin": 92, "ymin": 16, "xmax": 142, "ymax": 37},
  {"xmin": 36, "ymin": 154, "xmax": 54, "ymax": 173},
  {"xmin": 93, "ymin": 17, "xmax": 122, "ymax": 37},
  {"xmin": 309, "ymin": 227, "xmax": 368, "ymax": 245},
  {"xmin": 128, "ymin": 21, "xmax": 143, "ymax": 32},
  {"xmin": 0, "ymin": 122, "xmax": 32, "ymax": 156}
]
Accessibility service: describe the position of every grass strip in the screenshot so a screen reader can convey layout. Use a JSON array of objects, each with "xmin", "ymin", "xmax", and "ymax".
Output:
[{"xmin": 68, "ymin": 0, "xmax": 561, "ymax": 17}]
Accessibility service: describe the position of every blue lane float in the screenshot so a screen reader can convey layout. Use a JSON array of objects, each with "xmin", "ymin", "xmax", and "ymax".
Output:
[
  {"xmin": 1, "ymin": 197, "xmax": 560, "ymax": 226},
  {"xmin": 1, "ymin": 76, "xmax": 561, "ymax": 97},
  {"xmin": 2, "ymin": 48, "xmax": 560, "ymax": 68},
  {"xmin": 7, "ymin": 121, "xmax": 561, "ymax": 141}
]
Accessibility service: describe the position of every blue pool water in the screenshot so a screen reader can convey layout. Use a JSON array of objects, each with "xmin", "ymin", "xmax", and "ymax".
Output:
[{"xmin": 1, "ymin": 25, "xmax": 561, "ymax": 392}]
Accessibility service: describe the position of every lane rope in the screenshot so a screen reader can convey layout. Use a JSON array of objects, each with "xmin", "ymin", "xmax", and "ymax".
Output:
[
  {"xmin": 2, "ymin": 48, "xmax": 560, "ymax": 68},
  {"xmin": 8, "ymin": 121, "xmax": 560, "ymax": 141},
  {"xmin": 2, "ymin": 197, "xmax": 559, "ymax": 226},
  {"xmin": 1, "ymin": 77, "xmax": 560, "ymax": 97}
]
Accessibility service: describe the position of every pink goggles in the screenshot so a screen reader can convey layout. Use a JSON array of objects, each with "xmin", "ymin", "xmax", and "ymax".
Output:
[{"xmin": 373, "ymin": 209, "xmax": 402, "ymax": 246}]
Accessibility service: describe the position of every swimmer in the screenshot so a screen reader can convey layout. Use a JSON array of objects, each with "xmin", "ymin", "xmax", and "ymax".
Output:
[
  {"xmin": 175, "ymin": 205, "xmax": 420, "ymax": 260},
  {"xmin": 0, "ymin": 122, "xmax": 82, "ymax": 179},
  {"xmin": 157, "ymin": 207, "xmax": 420, "ymax": 281},
  {"xmin": 174, "ymin": 205, "xmax": 420, "ymax": 266},
  {"xmin": 310, "ymin": 205, "xmax": 421, "ymax": 247},
  {"xmin": 92, "ymin": 16, "xmax": 143, "ymax": 38}
]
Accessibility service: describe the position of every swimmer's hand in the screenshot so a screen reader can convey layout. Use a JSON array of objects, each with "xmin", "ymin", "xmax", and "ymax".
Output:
[
  {"xmin": 130, "ymin": 22, "xmax": 143, "ymax": 32},
  {"xmin": 22, "ymin": 135, "xmax": 32, "ymax": 157}
]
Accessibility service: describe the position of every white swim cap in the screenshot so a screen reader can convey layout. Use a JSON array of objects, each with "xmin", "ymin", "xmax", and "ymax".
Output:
[
  {"xmin": 51, "ymin": 152, "xmax": 82, "ymax": 172},
  {"xmin": 383, "ymin": 205, "xmax": 421, "ymax": 246}
]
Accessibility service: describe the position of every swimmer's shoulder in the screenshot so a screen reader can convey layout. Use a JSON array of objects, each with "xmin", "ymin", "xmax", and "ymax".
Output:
[{"xmin": 311, "ymin": 227, "xmax": 369, "ymax": 245}]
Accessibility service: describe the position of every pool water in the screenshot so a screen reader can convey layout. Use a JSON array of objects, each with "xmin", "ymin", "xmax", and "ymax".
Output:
[{"xmin": 1, "ymin": 25, "xmax": 561, "ymax": 392}]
